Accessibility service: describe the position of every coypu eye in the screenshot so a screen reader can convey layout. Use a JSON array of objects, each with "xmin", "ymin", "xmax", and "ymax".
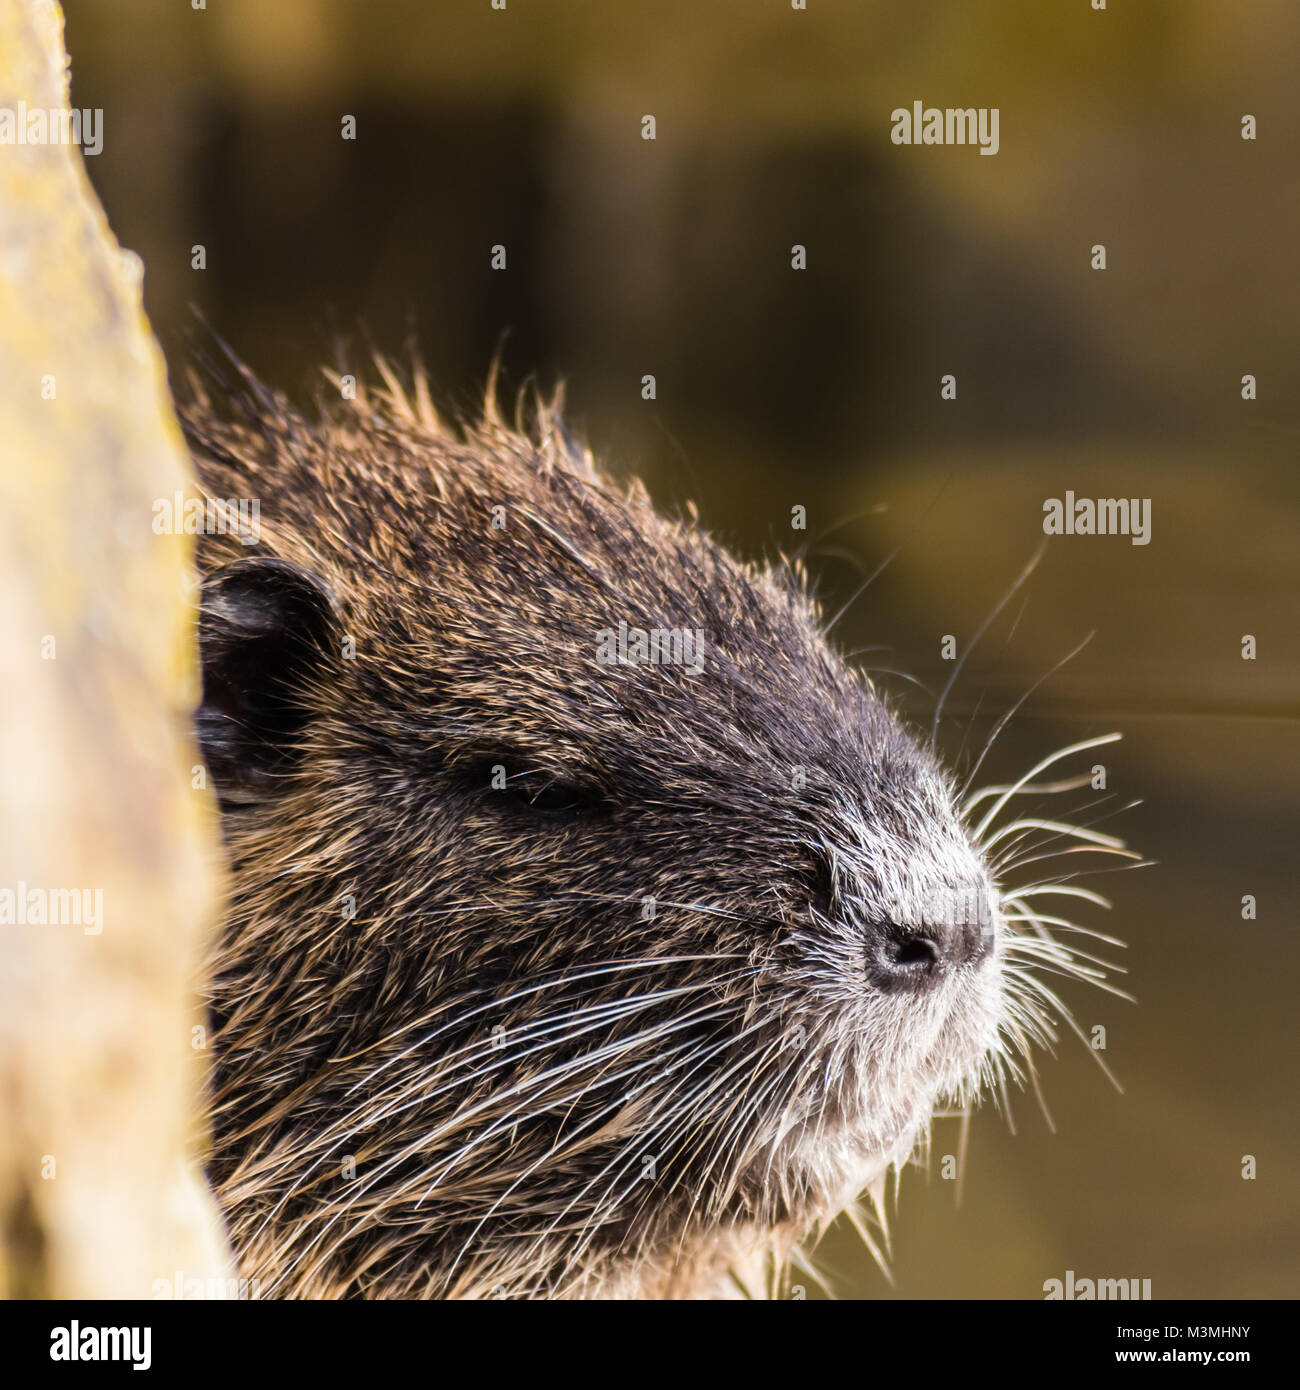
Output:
[
  {"xmin": 463, "ymin": 758, "xmax": 600, "ymax": 817},
  {"xmin": 507, "ymin": 772, "xmax": 596, "ymax": 816}
]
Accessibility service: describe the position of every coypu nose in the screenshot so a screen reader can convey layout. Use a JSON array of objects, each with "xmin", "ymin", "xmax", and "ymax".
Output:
[{"xmin": 865, "ymin": 905, "xmax": 994, "ymax": 991}]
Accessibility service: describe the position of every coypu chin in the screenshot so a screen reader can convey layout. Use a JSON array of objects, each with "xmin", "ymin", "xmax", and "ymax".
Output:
[{"xmin": 182, "ymin": 354, "xmax": 1130, "ymax": 1299}]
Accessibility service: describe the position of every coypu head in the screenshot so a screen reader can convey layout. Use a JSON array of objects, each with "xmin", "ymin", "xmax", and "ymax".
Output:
[{"xmin": 183, "ymin": 359, "xmax": 1115, "ymax": 1299}]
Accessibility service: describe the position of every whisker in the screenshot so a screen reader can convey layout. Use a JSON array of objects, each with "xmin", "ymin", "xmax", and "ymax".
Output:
[
  {"xmin": 970, "ymin": 733, "xmax": 1123, "ymax": 843},
  {"xmin": 957, "ymin": 630, "xmax": 1096, "ymax": 802},
  {"xmin": 931, "ymin": 541, "xmax": 1048, "ymax": 750}
]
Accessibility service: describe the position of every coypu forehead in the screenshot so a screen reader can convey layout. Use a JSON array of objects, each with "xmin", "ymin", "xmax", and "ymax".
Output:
[{"xmin": 183, "ymin": 369, "xmax": 949, "ymax": 814}]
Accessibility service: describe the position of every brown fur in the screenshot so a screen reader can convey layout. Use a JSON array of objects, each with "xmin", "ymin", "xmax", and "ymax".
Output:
[{"xmin": 181, "ymin": 354, "xmax": 1117, "ymax": 1299}]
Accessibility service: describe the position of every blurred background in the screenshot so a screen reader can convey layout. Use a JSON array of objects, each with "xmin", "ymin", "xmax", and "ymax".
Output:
[{"xmin": 62, "ymin": 0, "xmax": 1298, "ymax": 1298}]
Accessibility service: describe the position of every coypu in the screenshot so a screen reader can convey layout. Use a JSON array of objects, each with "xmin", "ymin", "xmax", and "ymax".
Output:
[{"xmin": 182, "ymin": 354, "xmax": 1126, "ymax": 1299}]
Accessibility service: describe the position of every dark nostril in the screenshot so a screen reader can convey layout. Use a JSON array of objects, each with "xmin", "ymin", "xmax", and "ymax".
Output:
[
  {"xmin": 866, "ymin": 904, "xmax": 993, "ymax": 990},
  {"xmin": 867, "ymin": 924, "xmax": 942, "ymax": 990},
  {"xmin": 887, "ymin": 934, "xmax": 940, "ymax": 970}
]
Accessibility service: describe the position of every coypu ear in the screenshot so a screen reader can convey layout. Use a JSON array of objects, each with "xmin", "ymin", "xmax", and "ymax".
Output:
[{"xmin": 197, "ymin": 557, "xmax": 339, "ymax": 801}]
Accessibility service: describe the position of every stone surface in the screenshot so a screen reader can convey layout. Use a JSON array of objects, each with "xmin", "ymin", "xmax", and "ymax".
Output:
[{"xmin": 0, "ymin": 0, "xmax": 231, "ymax": 1296}]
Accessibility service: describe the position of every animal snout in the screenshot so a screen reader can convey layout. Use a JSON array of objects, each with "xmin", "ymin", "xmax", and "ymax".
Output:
[{"xmin": 864, "ymin": 889, "xmax": 997, "ymax": 991}]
